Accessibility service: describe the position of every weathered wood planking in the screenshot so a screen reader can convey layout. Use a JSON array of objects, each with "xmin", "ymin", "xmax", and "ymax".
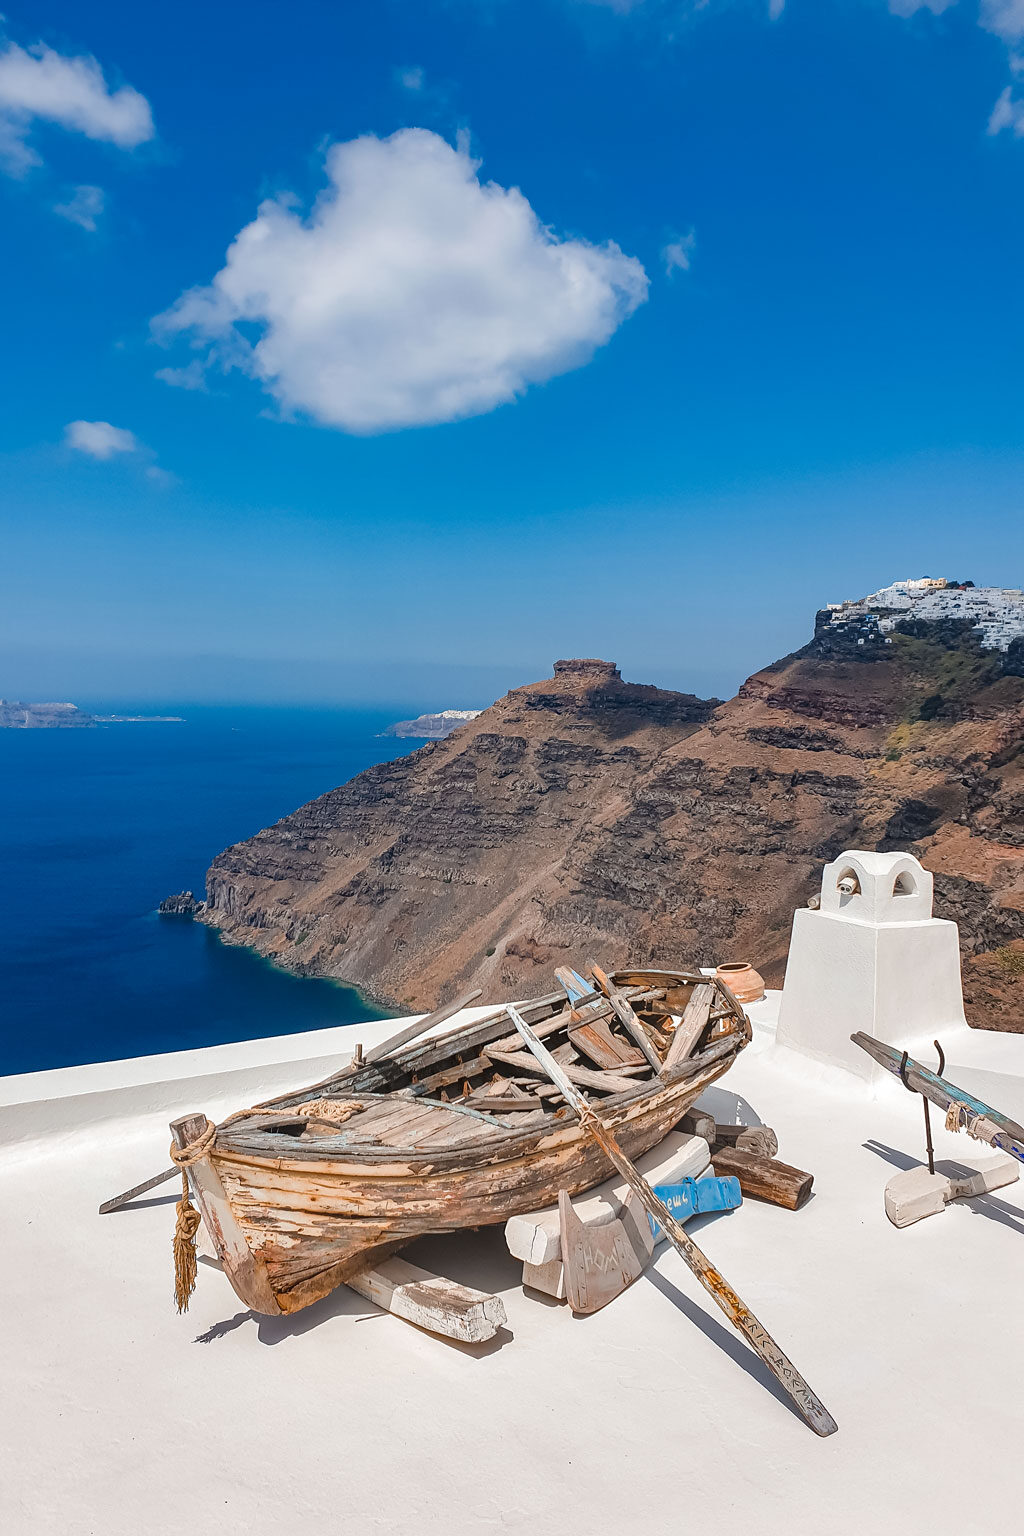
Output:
[
  {"xmin": 345, "ymin": 1255, "xmax": 507, "ymax": 1343},
  {"xmin": 178, "ymin": 973, "xmax": 748, "ymax": 1318},
  {"xmin": 662, "ymin": 983, "xmax": 715, "ymax": 1074},
  {"xmin": 170, "ymin": 1113, "xmax": 281, "ymax": 1316},
  {"xmin": 591, "ymin": 964, "xmax": 663, "ymax": 1072},
  {"xmin": 482, "ymin": 1048, "xmax": 643, "ymax": 1096},
  {"xmin": 209, "ymin": 1041, "xmax": 741, "ymax": 1313}
]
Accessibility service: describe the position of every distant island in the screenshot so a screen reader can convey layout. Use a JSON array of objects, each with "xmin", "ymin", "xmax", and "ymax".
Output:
[
  {"xmin": 381, "ymin": 709, "xmax": 481, "ymax": 739},
  {"xmin": 0, "ymin": 699, "xmax": 183, "ymax": 728}
]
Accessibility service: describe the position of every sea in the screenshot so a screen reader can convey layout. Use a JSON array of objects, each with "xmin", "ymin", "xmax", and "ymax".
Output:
[{"xmin": 0, "ymin": 707, "xmax": 426, "ymax": 1077}]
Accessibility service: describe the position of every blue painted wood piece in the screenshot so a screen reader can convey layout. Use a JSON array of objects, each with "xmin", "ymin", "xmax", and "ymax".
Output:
[
  {"xmin": 565, "ymin": 968, "xmax": 591, "ymax": 1000},
  {"xmin": 647, "ymin": 1174, "xmax": 742, "ymax": 1239}
]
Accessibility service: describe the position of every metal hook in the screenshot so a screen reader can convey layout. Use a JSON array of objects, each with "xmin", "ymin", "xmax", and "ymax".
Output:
[
  {"xmin": 898, "ymin": 1046, "xmax": 936, "ymax": 1175},
  {"xmin": 934, "ymin": 1039, "xmax": 945, "ymax": 1077}
]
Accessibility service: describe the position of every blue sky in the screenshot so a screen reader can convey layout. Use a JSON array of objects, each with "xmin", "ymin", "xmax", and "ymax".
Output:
[{"xmin": 2, "ymin": 0, "xmax": 1023, "ymax": 706}]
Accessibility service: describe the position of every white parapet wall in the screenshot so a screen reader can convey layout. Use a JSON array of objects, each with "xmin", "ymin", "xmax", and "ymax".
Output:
[{"xmin": 776, "ymin": 850, "xmax": 967, "ymax": 1081}]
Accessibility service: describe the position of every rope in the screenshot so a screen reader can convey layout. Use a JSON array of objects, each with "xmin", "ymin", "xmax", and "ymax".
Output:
[
  {"xmin": 944, "ymin": 1101, "xmax": 995, "ymax": 1144},
  {"xmin": 168, "ymin": 1122, "xmax": 217, "ymax": 1313}
]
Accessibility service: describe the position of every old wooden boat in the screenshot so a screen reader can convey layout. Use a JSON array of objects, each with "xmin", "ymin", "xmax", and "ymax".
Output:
[{"xmin": 172, "ymin": 967, "xmax": 751, "ymax": 1316}]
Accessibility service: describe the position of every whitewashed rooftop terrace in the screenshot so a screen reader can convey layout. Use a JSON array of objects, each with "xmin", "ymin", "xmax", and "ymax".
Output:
[{"xmin": 3, "ymin": 998, "xmax": 1023, "ymax": 1535}]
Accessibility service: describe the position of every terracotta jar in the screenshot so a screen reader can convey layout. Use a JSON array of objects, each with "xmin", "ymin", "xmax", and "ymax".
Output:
[{"xmin": 714, "ymin": 961, "xmax": 766, "ymax": 1004}]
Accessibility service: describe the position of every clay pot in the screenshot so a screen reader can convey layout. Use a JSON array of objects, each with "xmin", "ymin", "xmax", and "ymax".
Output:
[{"xmin": 714, "ymin": 961, "xmax": 766, "ymax": 1004}]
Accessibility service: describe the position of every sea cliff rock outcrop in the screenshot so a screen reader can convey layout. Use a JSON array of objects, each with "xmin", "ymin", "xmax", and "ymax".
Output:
[{"xmin": 201, "ymin": 632, "xmax": 1024, "ymax": 1028}]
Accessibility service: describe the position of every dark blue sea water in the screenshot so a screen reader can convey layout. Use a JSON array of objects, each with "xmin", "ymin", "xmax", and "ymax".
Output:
[{"xmin": 0, "ymin": 708, "xmax": 424, "ymax": 1076}]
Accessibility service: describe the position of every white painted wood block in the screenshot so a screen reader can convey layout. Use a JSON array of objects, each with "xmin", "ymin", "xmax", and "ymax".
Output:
[
  {"xmin": 884, "ymin": 1157, "xmax": 1019, "ymax": 1227},
  {"xmin": 885, "ymin": 1167, "xmax": 949, "ymax": 1227},
  {"xmin": 946, "ymin": 1156, "xmax": 1019, "ymax": 1200},
  {"xmin": 522, "ymin": 1256, "xmax": 566, "ymax": 1299},
  {"xmin": 504, "ymin": 1130, "xmax": 710, "ymax": 1266},
  {"xmin": 346, "ymin": 1256, "xmax": 507, "ymax": 1343}
]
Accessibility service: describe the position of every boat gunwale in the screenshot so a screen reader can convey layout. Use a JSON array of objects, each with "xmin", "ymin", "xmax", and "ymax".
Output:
[{"xmin": 213, "ymin": 1030, "xmax": 743, "ymax": 1172}]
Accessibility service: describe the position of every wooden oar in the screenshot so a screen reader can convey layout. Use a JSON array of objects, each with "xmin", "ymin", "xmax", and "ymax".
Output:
[
  {"xmin": 99, "ymin": 989, "xmax": 485, "ymax": 1215},
  {"xmin": 505, "ymin": 1003, "xmax": 838, "ymax": 1438},
  {"xmin": 98, "ymin": 1165, "xmax": 178, "ymax": 1215},
  {"xmin": 852, "ymin": 1032, "xmax": 1024, "ymax": 1164},
  {"xmin": 364, "ymin": 988, "xmax": 483, "ymax": 1063}
]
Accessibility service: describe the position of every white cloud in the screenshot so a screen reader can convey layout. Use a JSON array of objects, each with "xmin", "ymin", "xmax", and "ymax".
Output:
[
  {"xmin": 888, "ymin": 0, "xmax": 957, "ymax": 16},
  {"xmin": 397, "ymin": 65, "xmax": 425, "ymax": 92},
  {"xmin": 981, "ymin": 0, "xmax": 1024, "ymax": 41},
  {"xmin": 65, "ymin": 420, "xmax": 139, "ymax": 458},
  {"xmin": 154, "ymin": 128, "xmax": 649, "ymax": 434},
  {"xmin": 53, "ymin": 183, "xmax": 105, "ymax": 231},
  {"xmin": 0, "ymin": 39, "xmax": 153, "ymax": 176},
  {"xmin": 662, "ymin": 230, "xmax": 696, "ymax": 275},
  {"xmin": 154, "ymin": 360, "xmax": 209, "ymax": 392},
  {"xmin": 989, "ymin": 82, "xmax": 1024, "ymax": 130},
  {"xmin": 768, "ymin": 0, "xmax": 786, "ymax": 18}
]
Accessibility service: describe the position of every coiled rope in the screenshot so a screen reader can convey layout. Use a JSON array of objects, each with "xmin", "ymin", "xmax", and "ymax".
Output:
[{"xmin": 168, "ymin": 1121, "xmax": 217, "ymax": 1313}]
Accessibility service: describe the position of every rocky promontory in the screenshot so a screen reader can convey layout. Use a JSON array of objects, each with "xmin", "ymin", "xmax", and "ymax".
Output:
[
  {"xmin": 199, "ymin": 634, "xmax": 1024, "ymax": 1028},
  {"xmin": 381, "ymin": 709, "xmax": 481, "ymax": 739}
]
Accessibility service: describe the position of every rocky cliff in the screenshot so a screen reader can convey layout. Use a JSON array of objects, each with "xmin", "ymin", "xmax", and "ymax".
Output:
[{"xmin": 201, "ymin": 632, "xmax": 1024, "ymax": 1028}]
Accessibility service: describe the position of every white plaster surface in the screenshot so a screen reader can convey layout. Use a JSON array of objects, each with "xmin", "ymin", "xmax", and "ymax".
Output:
[
  {"xmin": 777, "ymin": 852, "xmax": 968, "ymax": 1079},
  {"xmin": 3, "ymin": 1003, "xmax": 1024, "ymax": 1535}
]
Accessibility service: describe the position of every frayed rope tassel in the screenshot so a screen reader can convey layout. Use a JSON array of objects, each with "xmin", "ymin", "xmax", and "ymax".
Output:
[
  {"xmin": 172, "ymin": 1172, "xmax": 202, "ymax": 1313},
  {"xmin": 168, "ymin": 1121, "xmax": 217, "ymax": 1313}
]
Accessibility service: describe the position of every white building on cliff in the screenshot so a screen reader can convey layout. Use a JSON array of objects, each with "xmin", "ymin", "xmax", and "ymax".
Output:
[{"xmin": 826, "ymin": 576, "xmax": 1024, "ymax": 652}]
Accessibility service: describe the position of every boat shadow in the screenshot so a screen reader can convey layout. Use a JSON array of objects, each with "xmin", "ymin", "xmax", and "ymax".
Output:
[
  {"xmin": 193, "ymin": 1229, "xmax": 519, "ymax": 1356},
  {"xmin": 862, "ymin": 1139, "xmax": 1024, "ymax": 1235},
  {"xmin": 692, "ymin": 1086, "xmax": 764, "ymax": 1127}
]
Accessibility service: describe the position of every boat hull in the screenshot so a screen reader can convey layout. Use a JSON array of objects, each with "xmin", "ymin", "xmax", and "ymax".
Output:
[{"xmin": 212, "ymin": 1050, "xmax": 733, "ymax": 1314}]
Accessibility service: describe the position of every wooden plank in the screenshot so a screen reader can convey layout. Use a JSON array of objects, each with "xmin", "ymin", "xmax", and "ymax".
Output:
[
  {"xmin": 590, "ymin": 964, "xmax": 664, "ymax": 1072},
  {"xmin": 662, "ymin": 983, "xmax": 715, "ymax": 1074},
  {"xmin": 569, "ymin": 1015, "xmax": 645, "ymax": 1071},
  {"xmin": 345, "ymin": 1255, "xmax": 506, "ymax": 1343},
  {"xmin": 710, "ymin": 1146, "xmax": 812, "ymax": 1211},
  {"xmin": 98, "ymin": 1165, "xmax": 177, "ymax": 1215},
  {"xmin": 503, "ymin": 1005, "xmax": 838, "ymax": 1439},
  {"xmin": 405, "ymin": 1053, "xmax": 493, "ymax": 1097},
  {"xmin": 464, "ymin": 1095, "xmax": 549, "ymax": 1113},
  {"xmin": 488, "ymin": 1002, "xmax": 602, "ymax": 1055},
  {"xmin": 169, "ymin": 1113, "xmax": 282, "ymax": 1316},
  {"xmin": 482, "ymin": 1048, "xmax": 644, "ymax": 1096}
]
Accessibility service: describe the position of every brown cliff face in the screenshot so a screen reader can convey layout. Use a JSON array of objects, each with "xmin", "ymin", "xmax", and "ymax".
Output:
[{"xmin": 201, "ymin": 631, "xmax": 1024, "ymax": 1028}]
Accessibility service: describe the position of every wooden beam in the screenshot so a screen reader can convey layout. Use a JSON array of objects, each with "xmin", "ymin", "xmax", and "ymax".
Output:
[
  {"xmin": 710, "ymin": 1146, "xmax": 812, "ymax": 1211},
  {"xmin": 713, "ymin": 1124, "xmax": 780, "ymax": 1159},
  {"xmin": 345, "ymin": 1256, "xmax": 506, "ymax": 1343}
]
